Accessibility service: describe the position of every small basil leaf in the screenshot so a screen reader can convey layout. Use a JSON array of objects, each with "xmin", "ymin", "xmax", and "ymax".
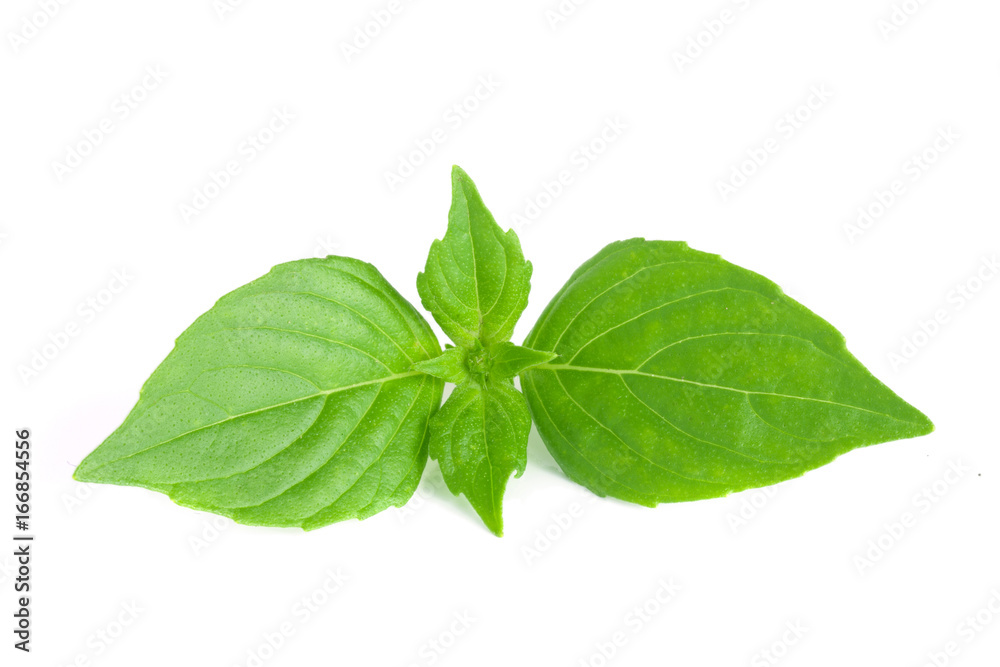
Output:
[
  {"xmin": 74, "ymin": 256, "xmax": 444, "ymax": 530},
  {"xmin": 411, "ymin": 346, "xmax": 470, "ymax": 384},
  {"xmin": 522, "ymin": 239, "xmax": 933, "ymax": 506},
  {"xmin": 489, "ymin": 342, "xmax": 557, "ymax": 380},
  {"xmin": 428, "ymin": 378, "xmax": 532, "ymax": 536},
  {"xmin": 417, "ymin": 165, "xmax": 532, "ymax": 349}
]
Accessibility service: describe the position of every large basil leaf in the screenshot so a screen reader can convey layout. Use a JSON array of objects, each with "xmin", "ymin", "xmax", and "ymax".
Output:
[
  {"xmin": 416, "ymin": 166, "xmax": 532, "ymax": 349},
  {"xmin": 522, "ymin": 239, "xmax": 933, "ymax": 505},
  {"xmin": 427, "ymin": 378, "xmax": 532, "ymax": 536},
  {"xmin": 74, "ymin": 257, "xmax": 443, "ymax": 530}
]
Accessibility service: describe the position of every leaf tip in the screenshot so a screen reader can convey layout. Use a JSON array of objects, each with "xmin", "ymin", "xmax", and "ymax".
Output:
[
  {"xmin": 451, "ymin": 165, "xmax": 472, "ymax": 193},
  {"xmin": 484, "ymin": 515, "xmax": 504, "ymax": 537},
  {"xmin": 450, "ymin": 165, "xmax": 485, "ymax": 207},
  {"xmin": 474, "ymin": 496, "xmax": 508, "ymax": 537},
  {"xmin": 892, "ymin": 396, "xmax": 934, "ymax": 439},
  {"xmin": 914, "ymin": 411, "xmax": 935, "ymax": 436},
  {"xmin": 73, "ymin": 457, "xmax": 100, "ymax": 483}
]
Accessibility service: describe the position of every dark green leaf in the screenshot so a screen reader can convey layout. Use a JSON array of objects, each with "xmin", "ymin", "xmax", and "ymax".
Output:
[{"xmin": 522, "ymin": 239, "xmax": 933, "ymax": 506}]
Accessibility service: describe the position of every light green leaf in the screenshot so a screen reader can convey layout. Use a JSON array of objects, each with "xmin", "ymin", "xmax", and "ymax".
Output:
[
  {"xmin": 489, "ymin": 342, "xmax": 557, "ymax": 380},
  {"xmin": 417, "ymin": 165, "xmax": 532, "ymax": 349},
  {"xmin": 412, "ymin": 342, "xmax": 555, "ymax": 385},
  {"xmin": 522, "ymin": 239, "xmax": 933, "ymax": 506},
  {"xmin": 428, "ymin": 378, "xmax": 532, "ymax": 536},
  {"xmin": 75, "ymin": 256, "xmax": 443, "ymax": 530},
  {"xmin": 411, "ymin": 346, "xmax": 470, "ymax": 384}
]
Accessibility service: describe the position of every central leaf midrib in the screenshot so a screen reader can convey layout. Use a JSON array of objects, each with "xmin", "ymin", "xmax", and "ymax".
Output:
[
  {"xmin": 529, "ymin": 363, "xmax": 919, "ymax": 424},
  {"xmin": 465, "ymin": 192, "xmax": 484, "ymax": 333},
  {"xmin": 479, "ymin": 385, "xmax": 498, "ymax": 525},
  {"xmin": 82, "ymin": 371, "xmax": 424, "ymax": 474}
]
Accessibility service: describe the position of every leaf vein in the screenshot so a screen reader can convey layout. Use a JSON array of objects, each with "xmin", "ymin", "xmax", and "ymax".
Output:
[
  {"xmin": 311, "ymin": 263, "xmax": 434, "ymax": 360},
  {"xmin": 303, "ymin": 376, "xmax": 430, "ymax": 525},
  {"xmin": 548, "ymin": 260, "xmax": 707, "ymax": 352},
  {"xmin": 536, "ymin": 364, "xmax": 921, "ymax": 425},
  {"xmin": 567, "ymin": 288, "xmax": 734, "ymax": 363},
  {"xmin": 81, "ymin": 372, "xmax": 423, "ymax": 475},
  {"xmin": 618, "ymin": 376, "xmax": 787, "ymax": 465},
  {"xmin": 552, "ymin": 372, "xmax": 727, "ymax": 486},
  {"xmin": 217, "ymin": 325, "xmax": 395, "ymax": 372},
  {"xmin": 524, "ymin": 373, "xmax": 658, "ymax": 498}
]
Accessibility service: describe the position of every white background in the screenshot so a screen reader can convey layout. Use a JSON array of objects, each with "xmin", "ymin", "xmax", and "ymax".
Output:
[{"xmin": 2, "ymin": 1, "xmax": 998, "ymax": 666}]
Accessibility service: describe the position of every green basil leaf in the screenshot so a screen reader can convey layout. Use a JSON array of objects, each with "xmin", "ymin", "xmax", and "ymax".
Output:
[
  {"xmin": 411, "ymin": 346, "xmax": 470, "ymax": 384},
  {"xmin": 74, "ymin": 257, "xmax": 443, "ymax": 530},
  {"xmin": 428, "ymin": 378, "xmax": 532, "ymax": 536},
  {"xmin": 522, "ymin": 239, "xmax": 933, "ymax": 506},
  {"xmin": 417, "ymin": 166, "xmax": 532, "ymax": 349},
  {"xmin": 489, "ymin": 342, "xmax": 557, "ymax": 380}
]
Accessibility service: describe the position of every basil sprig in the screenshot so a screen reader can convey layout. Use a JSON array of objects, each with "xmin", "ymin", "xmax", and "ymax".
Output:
[{"xmin": 76, "ymin": 167, "xmax": 933, "ymax": 535}]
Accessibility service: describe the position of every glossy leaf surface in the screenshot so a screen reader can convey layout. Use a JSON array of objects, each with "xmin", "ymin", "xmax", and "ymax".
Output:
[{"xmin": 522, "ymin": 239, "xmax": 933, "ymax": 505}]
